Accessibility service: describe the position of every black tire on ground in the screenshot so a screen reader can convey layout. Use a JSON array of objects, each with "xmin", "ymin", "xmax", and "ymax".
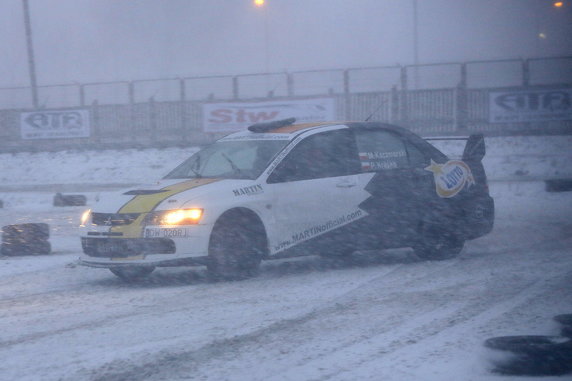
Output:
[
  {"xmin": 1, "ymin": 240, "xmax": 51, "ymax": 256},
  {"xmin": 484, "ymin": 335, "xmax": 572, "ymax": 376},
  {"xmin": 109, "ymin": 266, "xmax": 155, "ymax": 281},
  {"xmin": 554, "ymin": 314, "xmax": 572, "ymax": 338},
  {"xmin": 1, "ymin": 223, "xmax": 51, "ymax": 256},
  {"xmin": 53, "ymin": 193, "xmax": 87, "ymax": 207},
  {"xmin": 412, "ymin": 222, "xmax": 464, "ymax": 260},
  {"xmin": 2, "ymin": 223, "xmax": 50, "ymax": 241},
  {"xmin": 207, "ymin": 213, "xmax": 265, "ymax": 281},
  {"xmin": 545, "ymin": 179, "xmax": 572, "ymax": 193},
  {"xmin": 554, "ymin": 314, "xmax": 572, "ymax": 327}
]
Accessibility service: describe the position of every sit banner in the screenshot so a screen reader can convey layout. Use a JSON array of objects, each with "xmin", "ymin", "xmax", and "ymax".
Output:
[
  {"xmin": 489, "ymin": 88, "xmax": 571, "ymax": 123},
  {"xmin": 20, "ymin": 109, "xmax": 90, "ymax": 140},
  {"xmin": 202, "ymin": 98, "xmax": 336, "ymax": 133}
]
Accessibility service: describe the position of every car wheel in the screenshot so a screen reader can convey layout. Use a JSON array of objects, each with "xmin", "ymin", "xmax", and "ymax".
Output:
[
  {"xmin": 413, "ymin": 222, "xmax": 464, "ymax": 260},
  {"xmin": 110, "ymin": 266, "xmax": 155, "ymax": 281},
  {"xmin": 207, "ymin": 215, "xmax": 265, "ymax": 281},
  {"xmin": 484, "ymin": 335, "xmax": 572, "ymax": 376}
]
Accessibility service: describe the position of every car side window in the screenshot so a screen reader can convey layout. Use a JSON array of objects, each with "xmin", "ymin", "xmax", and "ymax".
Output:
[
  {"xmin": 355, "ymin": 130, "xmax": 408, "ymax": 172},
  {"xmin": 405, "ymin": 141, "xmax": 429, "ymax": 168},
  {"xmin": 268, "ymin": 129, "xmax": 359, "ymax": 183}
]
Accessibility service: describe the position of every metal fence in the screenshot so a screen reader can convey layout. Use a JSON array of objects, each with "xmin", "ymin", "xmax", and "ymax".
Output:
[{"xmin": 0, "ymin": 56, "xmax": 570, "ymax": 152}]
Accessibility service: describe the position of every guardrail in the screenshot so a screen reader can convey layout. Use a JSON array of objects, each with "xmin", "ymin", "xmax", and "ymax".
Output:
[
  {"xmin": 2, "ymin": 56, "xmax": 570, "ymax": 110},
  {"xmin": 0, "ymin": 55, "xmax": 570, "ymax": 152}
]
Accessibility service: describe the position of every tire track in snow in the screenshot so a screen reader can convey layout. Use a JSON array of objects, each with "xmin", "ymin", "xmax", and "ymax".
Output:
[
  {"xmin": 324, "ymin": 270, "xmax": 572, "ymax": 381},
  {"xmin": 1, "ymin": 260, "xmax": 406, "ymax": 381},
  {"xmin": 60, "ymin": 263, "xmax": 409, "ymax": 381},
  {"xmin": 100, "ymin": 236, "xmax": 572, "ymax": 381},
  {"xmin": 76, "ymin": 260, "xmax": 468, "ymax": 381}
]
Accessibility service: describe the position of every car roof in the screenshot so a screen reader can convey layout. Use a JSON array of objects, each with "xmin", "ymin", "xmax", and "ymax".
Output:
[{"xmin": 220, "ymin": 120, "xmax": 418, "ymax": 142}]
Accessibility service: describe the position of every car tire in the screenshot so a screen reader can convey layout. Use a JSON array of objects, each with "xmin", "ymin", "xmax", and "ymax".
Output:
[
  {"xmin": 484, "ymin": 335, "xmax": 572, "ymax": 376},
  {"xmin": 110, "ymin": 266, "xmax": 155, "ymax": 281},
  {"xmin": 207, "ymin": 215, "xmax": 265, "ymax": 281},
  {"xmin": 413, "ymin": 222, "xmax": 464, "ymax": 260}
]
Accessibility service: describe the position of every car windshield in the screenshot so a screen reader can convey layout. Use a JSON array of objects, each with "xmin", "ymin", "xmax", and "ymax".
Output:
[{"xmin": 164, "ymin": 140, "xmax": 288, "ymax": 180}]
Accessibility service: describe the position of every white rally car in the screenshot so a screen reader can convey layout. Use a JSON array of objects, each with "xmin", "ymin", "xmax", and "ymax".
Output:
[{"xmin": 79, "ymin": 119, "xmax": 494, "ymax": 280}]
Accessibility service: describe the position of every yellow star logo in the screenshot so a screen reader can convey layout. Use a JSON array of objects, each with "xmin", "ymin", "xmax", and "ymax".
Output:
[{"xmin": 424, "ymin": 159, "xmax": 443, "ymax": 175}]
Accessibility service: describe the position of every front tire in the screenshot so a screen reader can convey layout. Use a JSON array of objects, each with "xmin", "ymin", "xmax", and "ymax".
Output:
[
  {"xmin": 207, "ymin": 216, "xmax": 265, "ymax": 280},
  {"xmin": 110, "ymin": 266, "xmax": 155, "ymax": 281},
  {"xmin": 413, "ymin": 222, "xmax": 464, "ymax": 260}
]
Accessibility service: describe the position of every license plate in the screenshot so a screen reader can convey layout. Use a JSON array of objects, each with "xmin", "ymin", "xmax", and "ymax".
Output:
[
  {"xmin": 98, "ymin": 241, "xmax": 124, "ymax": 253},
  {"xmin": 145, "ymin": 228, "xmax": 190, "ymax": 238}
]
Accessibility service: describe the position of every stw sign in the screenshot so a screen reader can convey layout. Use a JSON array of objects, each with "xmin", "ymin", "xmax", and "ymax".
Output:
[{"xmin": 202, "ymin": 98, "xmax": 336, "ymax": 133}]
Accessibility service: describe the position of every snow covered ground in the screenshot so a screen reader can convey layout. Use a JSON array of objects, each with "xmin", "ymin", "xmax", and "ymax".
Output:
[{"xmin": 0, "ymin": 136, "xmax": 571, "ymax": 380}]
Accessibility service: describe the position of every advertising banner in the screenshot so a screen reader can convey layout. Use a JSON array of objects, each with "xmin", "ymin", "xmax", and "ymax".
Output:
[
  {"xmin": 20, "ymin": 109, "xmax": 90, "ymax": 140},
  {"xmin": 489, "ymin": 88, "xmax": 571, "ymax": 123},
  {"xmin": 202, "ymin": 98, "xmax": 336, "ymax": 133}
]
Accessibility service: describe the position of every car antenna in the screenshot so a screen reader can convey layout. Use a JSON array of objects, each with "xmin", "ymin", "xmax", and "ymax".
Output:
[{"xmin": 364, "ymin": 99, "xmax": 388, "ymax": 122}]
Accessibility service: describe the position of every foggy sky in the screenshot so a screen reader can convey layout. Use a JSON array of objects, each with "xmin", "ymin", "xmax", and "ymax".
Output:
[{"xmin": 3, "ymin": 0, "xmax": 571, "ymax": 87}]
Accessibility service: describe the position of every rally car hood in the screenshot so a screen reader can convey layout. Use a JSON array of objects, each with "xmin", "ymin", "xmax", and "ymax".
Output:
[{"xmin": 94, "ymin": 178, "xmax": 226, "ymax": 213}]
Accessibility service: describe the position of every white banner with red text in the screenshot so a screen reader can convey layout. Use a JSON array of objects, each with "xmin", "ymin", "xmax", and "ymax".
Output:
[{"xmin": 202, "ymin": 98, "xmax": 336, "ymax": 133}]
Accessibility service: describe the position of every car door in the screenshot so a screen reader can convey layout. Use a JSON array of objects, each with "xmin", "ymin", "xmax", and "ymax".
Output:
[
  {"xmin": 265, "ymin": 128, "xmax": 368, "ymax": 254},
  {"xmin": 354, "ymin": 129, "xmax": 433, "ymax": 247}
]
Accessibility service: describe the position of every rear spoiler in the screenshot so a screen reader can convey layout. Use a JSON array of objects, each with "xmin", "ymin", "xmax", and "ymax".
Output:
[{"xmin": 424, "ymin": 134, "xmax": 485, "ymax": 161}]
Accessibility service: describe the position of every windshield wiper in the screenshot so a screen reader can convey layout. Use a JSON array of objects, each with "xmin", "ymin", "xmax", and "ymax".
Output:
[
  {"xmin": 188, "ymin": 155, "xmax": 201, "ymax": 178},
  {"xmin": 221, "ymin": 153, "xmax": 243, "ymax": 176},
  {"xmin": 188, "ymin": 166, "xmax": 201, "ymax": 178}
]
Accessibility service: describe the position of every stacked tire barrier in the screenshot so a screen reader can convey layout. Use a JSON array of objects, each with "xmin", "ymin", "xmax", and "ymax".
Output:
[
  {"xmin": 53, "ymin": 193, "xmax": 87, "ymax": 207},
  {"xmin": 484, "ymin": 314, "xmax": 572, "ymax": 376},
  {"xmin": 545, "ymin": 179, "xmax": 572, "ymax": 192},
  {"xmin": 555, "ymin": 314, "xmax": 572, "ymax": 339},
  {"xmin": 1, "ymin": 223, "xmax": 51, "ymax": 256}
]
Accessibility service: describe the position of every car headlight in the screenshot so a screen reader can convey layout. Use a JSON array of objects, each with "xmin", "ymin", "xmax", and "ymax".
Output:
[
  {"xmin": 80, "ymin": 209, "xmax": 91, "ymax": 227},
  {"xmin": 146, "ymin": 208, "xmax": 203, "ymax": 225}
]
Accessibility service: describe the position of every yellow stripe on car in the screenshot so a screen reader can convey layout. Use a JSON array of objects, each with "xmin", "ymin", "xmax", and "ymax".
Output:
[{"xmin": 111, "ymin": 178, "xmax": 219, "ymax": 238}]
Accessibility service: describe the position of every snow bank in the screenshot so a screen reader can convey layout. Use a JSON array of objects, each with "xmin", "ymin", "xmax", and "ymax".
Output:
[{"xmin": 0, "ymin": 136, "xmax": 570, "ymax": 188}]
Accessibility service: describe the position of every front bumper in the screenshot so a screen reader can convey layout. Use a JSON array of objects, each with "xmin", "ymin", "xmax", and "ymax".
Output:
[
  {"xmin": 79, "ymin": 224, "xmax": 212, "ymax": 267},
  {"xmin": 81, "ymin": 237, "xmax": 176, "ymax": 258}
]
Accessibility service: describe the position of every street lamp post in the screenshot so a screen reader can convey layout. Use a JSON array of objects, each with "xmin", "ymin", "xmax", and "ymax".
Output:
[
  {"xmin": 22, "ymin": 0, "xmax": 39, "ymax": 108},
  {"xmin": 413, "ymin": 0, "xmax": 419, "ymax": 89},
  {"xmin": 254, "ymin": 0, "xmax": 269, "ymax": 73}
]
